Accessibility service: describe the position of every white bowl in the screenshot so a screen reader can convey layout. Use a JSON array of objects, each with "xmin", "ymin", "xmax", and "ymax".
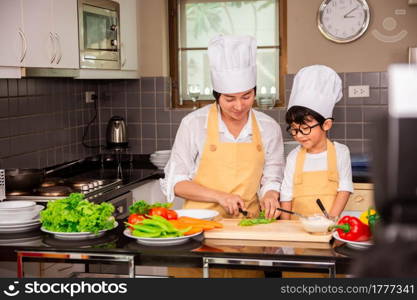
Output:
[
  {"xmin": 300, "ymin": 215, "xmax": 335, "ymax": 234},
  {"xmin": 0, "ymin": 201, "xmax": 36, "ymax": 211},
  {"xmin": 175, "ymin": 209, "xmax": 219, "ymax": 220},
  {"xmin": 0, "ymin": 205, "xmax": 44, "ymax": 223}
]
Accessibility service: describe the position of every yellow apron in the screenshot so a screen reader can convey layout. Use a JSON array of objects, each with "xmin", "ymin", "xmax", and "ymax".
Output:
[
  {"xmin": 169, "ymin": 103, "xmax": 265, "ymax": 278},
  {"xmin": 291, "ymin": 139, "xmax": 339, "ymax": 220},
  {"xmin": 184, "ymin": 103, "xmax": 265, "ymax": 218}
]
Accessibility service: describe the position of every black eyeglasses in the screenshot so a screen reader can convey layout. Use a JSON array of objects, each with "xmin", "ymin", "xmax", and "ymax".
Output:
[{"xmin": 286, "ymin": 123, "xmax": 321, "ymax": 136}]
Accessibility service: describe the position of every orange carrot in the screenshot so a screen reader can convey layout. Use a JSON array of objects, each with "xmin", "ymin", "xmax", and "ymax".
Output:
[
  {"xmin": 184, "ymin": 226, "xmax": 204, "ymax": 235},
  {"xmin": 177, "ymin": 216, "xmax": 223, "ymax": 228}
]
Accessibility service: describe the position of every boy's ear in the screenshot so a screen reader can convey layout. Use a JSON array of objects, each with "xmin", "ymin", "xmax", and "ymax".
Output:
[{"xmin": 322, "ymin": 119, "xmax": 333, "ymax": 131}]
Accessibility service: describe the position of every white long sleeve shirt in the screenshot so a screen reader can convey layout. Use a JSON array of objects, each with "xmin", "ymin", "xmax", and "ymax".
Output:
[
  {"xmin": 160, "ymin": 104, "xmax": 285, "ymax": 203},
  {"xmin": 280, "ymin": 142, "xmax": 354, "ymax": 202}
]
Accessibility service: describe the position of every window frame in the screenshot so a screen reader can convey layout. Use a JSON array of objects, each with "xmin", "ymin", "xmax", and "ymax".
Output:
[{"xmin": 168, "ymin": 0, "xmax": 287, "ymax": 109}]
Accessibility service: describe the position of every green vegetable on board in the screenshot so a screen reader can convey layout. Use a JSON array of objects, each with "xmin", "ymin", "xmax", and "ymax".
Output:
[
  {"xmin": 238, "ymin": 211, "xmax": 276, "ymax": 226},
  {"xmin": 40, "ymin": 193, "xmax": 115, "ymax": 233}
]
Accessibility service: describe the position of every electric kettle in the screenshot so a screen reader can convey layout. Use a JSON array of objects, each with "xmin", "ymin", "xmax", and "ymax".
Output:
[{"xmin": 106, "ymin": 116, "xmax": 128, "ymax": 149}]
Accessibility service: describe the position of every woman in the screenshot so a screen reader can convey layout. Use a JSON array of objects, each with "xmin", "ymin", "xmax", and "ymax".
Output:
[{"xmin": 160, "ymin": 35, "xmax": 285, "ymax": 277}]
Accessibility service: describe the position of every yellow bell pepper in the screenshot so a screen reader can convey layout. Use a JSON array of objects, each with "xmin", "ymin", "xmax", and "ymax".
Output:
[{"xmin": 359, "ymin": 208, "xmax": 377, "ymax": 225}]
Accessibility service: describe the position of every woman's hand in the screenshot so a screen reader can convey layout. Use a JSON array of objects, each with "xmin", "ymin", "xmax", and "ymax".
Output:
[
  {"xmin": 260, "ymin": 190, "xmax": 281, "ymax": 219},
  {"xmin": 217, "ymin": 193, "xmax": 246, "ymax": 217}
]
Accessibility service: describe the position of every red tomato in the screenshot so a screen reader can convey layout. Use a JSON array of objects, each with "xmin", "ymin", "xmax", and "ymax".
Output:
[
  {"xmin": 128, "ymin": 214, "xmax": 145, "ymax": 230},
  {"xmin": 149, "ymin": 207, "xmax": 168, "ymax": 219},
  {"xmin": 166, "ymin": 210, "xmax": 178, "ymax": 220}
]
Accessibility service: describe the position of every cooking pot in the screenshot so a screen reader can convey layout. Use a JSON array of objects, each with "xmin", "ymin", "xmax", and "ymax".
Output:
[
  {"xmin": 5, "ymin": 169, "xmax": 45, "ymax": 191},
  {"xmin": 5, "ymin": 159, "xmax": 84, "ymax": 192}
]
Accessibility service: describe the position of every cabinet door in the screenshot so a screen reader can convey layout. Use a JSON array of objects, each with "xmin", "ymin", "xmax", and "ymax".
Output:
[
  {"xmin": 0, "ymin": 0, "xmax": 24, "ymax": 66},
  {"xmin": 21, "ymin": 0, "xmax": 54, "ymax": 68},
  {"xmin": 52, "ymin": 0, "xmax": 79, "ymax": 69},
  {"xmin": 116, "ymin": 0, "xmax": 138, "ymax": 71},
  {"xmin": 344, "ymin": 184, "xmax": 374, "ymax": 212}
]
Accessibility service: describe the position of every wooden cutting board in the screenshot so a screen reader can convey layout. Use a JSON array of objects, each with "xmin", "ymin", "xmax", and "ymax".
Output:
[{"xmin": 204, "ymin": 219, "xmax": 332, "ymax": 243}]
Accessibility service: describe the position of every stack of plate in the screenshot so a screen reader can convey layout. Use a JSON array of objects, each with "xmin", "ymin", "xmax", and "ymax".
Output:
[
  {"xmin": 150, "ymin": 150, "xmax": 171, "ymax": 170},
  {"xmin": 0, "ymin": 201, "xmax": 43, "ymax": 233}
]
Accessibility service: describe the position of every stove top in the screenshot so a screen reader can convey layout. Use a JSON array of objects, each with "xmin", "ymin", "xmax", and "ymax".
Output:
[{"xmin": 7, "ymin": 178, "xmax": 123, "ymax": 202}]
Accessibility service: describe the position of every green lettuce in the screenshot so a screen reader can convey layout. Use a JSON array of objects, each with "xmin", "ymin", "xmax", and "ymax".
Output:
[{"xmin": 40, "ymin": 193, "xmax": 115, "ymax": 233}]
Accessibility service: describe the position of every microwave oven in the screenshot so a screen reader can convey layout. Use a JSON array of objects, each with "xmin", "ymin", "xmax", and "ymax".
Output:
[{"xmin": 78, "ymin": 0, "xmax": 121, "ymax": 69}]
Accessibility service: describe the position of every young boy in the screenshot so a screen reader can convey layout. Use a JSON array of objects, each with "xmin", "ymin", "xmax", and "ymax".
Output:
[{"xmin": 280, "ymin": 65, "xmax": 353, "ymax": 219}]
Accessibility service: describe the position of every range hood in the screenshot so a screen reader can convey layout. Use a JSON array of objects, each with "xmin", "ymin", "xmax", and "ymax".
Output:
[{"xmin": 22, "ymin": 68, "xmax": 79, "ymax": 78}]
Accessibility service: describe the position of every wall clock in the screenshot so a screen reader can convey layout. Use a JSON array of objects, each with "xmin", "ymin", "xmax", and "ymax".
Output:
[{"xmin": 317, "ymin": 0, "xmax": 371, "ymax": 43}]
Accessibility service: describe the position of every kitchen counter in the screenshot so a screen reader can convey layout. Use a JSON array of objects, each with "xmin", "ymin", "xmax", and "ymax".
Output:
[{"xmin": 0, "ymin": 219, "xmax": 360, "ymax": 278}]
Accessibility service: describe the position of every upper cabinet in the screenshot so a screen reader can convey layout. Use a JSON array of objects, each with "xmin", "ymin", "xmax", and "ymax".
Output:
[
  {"xmin": 0, "ymin": 0, "xmax": 25, "ymax": 67},
  {"xmin": 21, "ymin": 0, "xmax": 79, "ymax": 69},
  {"xmin": 51, "ymin": 0, "xmax": 80, "ymax": 69},
  {"xmin": 0, "ymin": 0, "xmax": 79, "ymax": 69},
  {"xmin": 1, "ymin": 0, "xmax": 138, "ymax": 78},
  {"xmin": 115, "ymin": 0, "xmax": 138, "ymax": 71},
  {"xmin": 21, "ymin": 0, "xmax": 54, "ymax": 68}
]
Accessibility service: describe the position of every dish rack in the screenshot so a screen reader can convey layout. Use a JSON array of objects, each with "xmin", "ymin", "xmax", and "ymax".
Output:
[{"xmin": 0, "ymin": 169, "xmax": 5, "ymax": 201}]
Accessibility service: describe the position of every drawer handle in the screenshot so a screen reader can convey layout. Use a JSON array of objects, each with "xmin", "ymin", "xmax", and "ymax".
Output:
[
  {"xmin": 117, "ymin": 206, "xmax": 124, "ymax": 214},
  {"xmin": 353, "ymin": 195, "xmax": 364, "ymax": 203}
]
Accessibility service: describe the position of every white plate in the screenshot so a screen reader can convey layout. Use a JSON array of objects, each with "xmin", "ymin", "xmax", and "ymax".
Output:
[
  {"xmin": 0, "ymin": 219, "xmax": 41, "ymax": 227},
  {"xmin": 175, "ymin": 209, "xmax": 219, "ymax": 220},
  {"xmin": 332, "ymin": 231, "xmax": 373, "ymax": 249},
  {"xmin": 0, "ymin": 200, "xmax": 36, "ymax": 210},
  {"xmin": 123, "ymin": 228, "xmax": 202, "ymax": 246},
  {"xmin": 41, "ymin": 222, "xmax": 118, "ymax": 240},
  {"xmin": 0, "ymin": 221, "xmax": 41, "ymax": 233},
  {"xmin": 340, "ymin": 210, "xmax": 361, "ymax": 218}
]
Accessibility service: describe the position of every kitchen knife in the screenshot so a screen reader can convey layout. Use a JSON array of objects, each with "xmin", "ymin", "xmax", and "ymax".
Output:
[
  {"xmin": 238, "ymin": 207, "xmax": 248, "ymax": 217},
  {"xmin": 276, "ymin": 207, "xmax": 307, "ymax": 219},
  {"xmin": 316, "ymin": 198, "xmax": 330, "ymax": 219}
]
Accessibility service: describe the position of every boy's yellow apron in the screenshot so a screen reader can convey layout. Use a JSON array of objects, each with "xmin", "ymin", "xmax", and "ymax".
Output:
[
  {"xmin": 169, "ymin": 103, "xmax": 265, "ymax": 278},
  {"xmin": 291, "ymin": 139, "xmax": 339, "ymax": 219}
]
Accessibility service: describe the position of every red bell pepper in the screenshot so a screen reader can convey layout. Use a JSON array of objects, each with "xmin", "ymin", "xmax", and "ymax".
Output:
[{"xmin": 333, "ymin": 216, "xmax": 371, "ymax": 242}]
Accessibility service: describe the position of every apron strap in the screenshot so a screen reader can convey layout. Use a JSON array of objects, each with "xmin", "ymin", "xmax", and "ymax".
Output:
[
  {"xmin": 293, "ymin": 147, "xmax": 306, "ymax": 185},
  {"xmin": 326, "ymin": 139, "xmax": 339, "ymax": 182}
]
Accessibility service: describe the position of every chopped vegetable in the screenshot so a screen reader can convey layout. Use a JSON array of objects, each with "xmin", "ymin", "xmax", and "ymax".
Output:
[
  {"xmin": 40, "ymin": 193, "xmax": 115, "ymax": 233},
  {"xmin": 238, "ymin": 211, "xmax": 275, "ymax": 226}
]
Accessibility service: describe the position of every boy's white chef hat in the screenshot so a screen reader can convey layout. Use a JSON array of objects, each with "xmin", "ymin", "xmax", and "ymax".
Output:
[
  {"xmin": 208, "ymin": 35, "xmax": 257, "ymax": 94},
  {"xmin": 287, "ymin": 65, "xmax": 342, "ymax": 118}
]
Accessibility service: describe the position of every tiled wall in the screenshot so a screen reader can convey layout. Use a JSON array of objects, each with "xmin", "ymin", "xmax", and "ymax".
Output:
[
  {"xmin": 0, "ymin": 78, "xmax": 100, "ymax": 169},
  {"xmin": 98, "ymin": 72, "xmax": 388, "ymax": 156},
  {"xmin": 0, "ymin": 71, "xmax": 388, "ymax": 169}
]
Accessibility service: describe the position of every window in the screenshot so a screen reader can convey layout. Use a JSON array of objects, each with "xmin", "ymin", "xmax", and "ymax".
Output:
[{"xmin": 168, "ymin": 0, "xmax": 287, "ymax": 109}]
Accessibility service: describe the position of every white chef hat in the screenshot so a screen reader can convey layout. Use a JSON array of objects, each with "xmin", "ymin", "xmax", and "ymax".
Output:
[
  {"xmin": 287, "ymin": 65, "xmax": 343, "ymax": 118},
  {"xmin": 208, "ymin": 35, "xmax": 257, "ymax": 94}
]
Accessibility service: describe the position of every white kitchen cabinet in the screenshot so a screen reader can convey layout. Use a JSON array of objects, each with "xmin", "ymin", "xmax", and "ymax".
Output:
[
  {"xmin": 21, "ymin": 0, "xmax": 54, "ymax": 68},
  {"xmin": 0, "ymin": 0, "xmax": 24, "ymax": 67},
  {"xmin": 0, "ymin": 0, "xmax": 79, "ymax": 70},
  {"xmin": 114, "ymin": 0, "xmax": 138, "ymax": 71},
  {"xmin": 344, "ymin": 183, "xmax": 374, "ymax": 212},
  {"xmin": 131, "ymin": 180, "xmax": 184, "ymax": 209},
  {"xmin": 51, "ymin": 0, "xmax": 79, "ymax": 69}
]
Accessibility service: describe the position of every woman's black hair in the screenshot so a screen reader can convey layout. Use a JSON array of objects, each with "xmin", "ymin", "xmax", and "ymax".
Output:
[
  {"xmin": 285, "ymin": 105, "xmax": 328, "ymax": 129},
  {"xmin": 212, "ymin": 86, "xmax": 257, "ymax": 102}
]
